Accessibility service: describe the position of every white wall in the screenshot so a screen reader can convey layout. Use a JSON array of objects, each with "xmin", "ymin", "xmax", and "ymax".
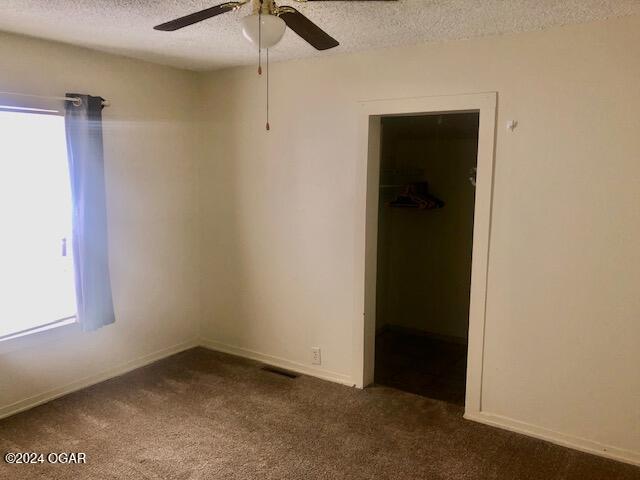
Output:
[
  {"xmin": 0, "ymin": 33, "xmax": 201, "ymax": 414},
  {"xmin": 198, "ymin": 15, "xmax": 640, "ymax": 463}
]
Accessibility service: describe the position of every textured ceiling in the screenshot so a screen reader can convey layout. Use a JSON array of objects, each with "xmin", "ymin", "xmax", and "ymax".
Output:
[{"xmin": 1, "ymin": 1, "xmax": 638, "ymax": 71}]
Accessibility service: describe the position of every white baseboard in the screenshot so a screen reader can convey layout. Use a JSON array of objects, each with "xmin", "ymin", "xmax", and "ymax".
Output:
[
  {"xmin": 465, "ymin": 411, "xmax": 640, "ymax": 467},
  {"xmin": 0, "ymin": 338, "xmax": 199, "ymax": 421},
  {"xmin": 199, "ymin": 338, "xmax": 355, "ymax": 387}
]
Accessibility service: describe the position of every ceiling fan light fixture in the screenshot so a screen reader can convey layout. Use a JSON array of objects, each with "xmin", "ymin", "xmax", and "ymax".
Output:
[{"xmin": 241, "ymin": 13, "xmax": 286, "ymax": 48}]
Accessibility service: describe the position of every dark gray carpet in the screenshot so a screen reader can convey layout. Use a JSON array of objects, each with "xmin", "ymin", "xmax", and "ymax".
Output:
[
  {"xmin": 0, "ymin": 347, "xmax": 638, "ymax": 479},
  {"xmin": 375, "ymin": 329, "xmax": 468, "ymax": 405}
]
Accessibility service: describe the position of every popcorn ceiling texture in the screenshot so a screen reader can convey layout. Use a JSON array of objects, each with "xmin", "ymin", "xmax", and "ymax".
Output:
[{"xmin": 0, "ymin": 0, "xmax": 639, "ymax": 71}]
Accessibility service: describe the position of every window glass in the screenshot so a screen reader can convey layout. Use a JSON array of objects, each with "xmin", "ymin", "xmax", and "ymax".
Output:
[{"xmin": 0, "ymin": 110, "xmax": 76, "ymax": 337}]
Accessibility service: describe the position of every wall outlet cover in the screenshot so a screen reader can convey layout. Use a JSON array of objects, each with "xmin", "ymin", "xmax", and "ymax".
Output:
[{"xmin": 311, "ymin": 347, "xmax": 321, "ymax": 365}]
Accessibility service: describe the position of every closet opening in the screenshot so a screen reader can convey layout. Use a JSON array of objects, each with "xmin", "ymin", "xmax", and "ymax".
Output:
[{"xmin": 373, "ymin": 112, "xmax": 480, "ymax": 406}]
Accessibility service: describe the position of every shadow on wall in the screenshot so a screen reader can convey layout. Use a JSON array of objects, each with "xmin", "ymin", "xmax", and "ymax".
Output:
[{"xmin": 375, "ymin": 113, "xmax": 479, "ymax": 342}]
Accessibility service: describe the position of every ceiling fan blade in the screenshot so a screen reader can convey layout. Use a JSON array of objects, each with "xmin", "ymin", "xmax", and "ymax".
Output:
[
  {"xmin": 154, "ymin": 2, "xmax": 242, "ymax": 32},
  {"xmin": 278, "ymin": 8, "xmax": 339, "ymax": 50}
]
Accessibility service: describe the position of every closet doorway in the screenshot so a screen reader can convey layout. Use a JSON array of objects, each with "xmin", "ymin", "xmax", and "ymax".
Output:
[
  {"xmin": 373, "ymin": 112, "xmax": 479, "ymax": 406},
  {"xmin": 357, "ymin": 93, "xmax": 496, "ymax": 415}
]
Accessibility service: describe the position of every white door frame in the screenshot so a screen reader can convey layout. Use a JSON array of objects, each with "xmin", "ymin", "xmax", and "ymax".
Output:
[{"xmin": 352, "ymin": 92, "xmax": 497, "ymax": 416}]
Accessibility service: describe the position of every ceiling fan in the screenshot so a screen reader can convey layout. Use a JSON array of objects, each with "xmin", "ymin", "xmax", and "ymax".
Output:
[
  {"xmin": 154, "ymin": 0, "xmax": 398, "ymax": 51},
  {"xmin": 155, "ymin": 0, "xmax": 397, "ymax": 131}
]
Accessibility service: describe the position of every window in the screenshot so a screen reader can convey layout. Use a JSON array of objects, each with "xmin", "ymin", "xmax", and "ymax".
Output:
[{"xmin": 0, "ymin": 109, "xmax": 77, "ymax": 338}]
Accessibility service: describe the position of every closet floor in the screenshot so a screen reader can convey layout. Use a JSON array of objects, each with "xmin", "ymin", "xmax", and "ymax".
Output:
[{"xmin": 374, "ymin": 328, "xmax": 468, "ymax": 406}]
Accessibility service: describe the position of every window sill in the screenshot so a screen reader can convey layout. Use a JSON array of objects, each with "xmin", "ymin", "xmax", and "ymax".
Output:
[{"xmin": 0, "ymin": 317, "xmax": 78, "ymax": 344}]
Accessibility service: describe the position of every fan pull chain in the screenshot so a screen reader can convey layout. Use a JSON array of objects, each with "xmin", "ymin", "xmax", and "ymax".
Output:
[
  {"xmin": 256, "ymin": 0, "xmax": 269, "ymax": 131},
  {"xmin": 258, "ymin": 0, "xmax": 263, "ymax": 75},
  {"xmin": 266, "ymin": 48, "xmax": 270, "ymax": 131}
]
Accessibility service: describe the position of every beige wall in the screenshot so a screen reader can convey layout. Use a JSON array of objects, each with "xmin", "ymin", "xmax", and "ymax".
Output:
[
  {"xmin": 0, "ymin": 33, "xmax": 201, "ymax": 413},
  {"xmin": 198, "ymin": 15, "xmax": 640, "ymax": 462}
]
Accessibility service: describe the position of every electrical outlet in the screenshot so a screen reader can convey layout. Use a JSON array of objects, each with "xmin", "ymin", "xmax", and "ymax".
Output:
[{"xmin": 311, "ymin": 347, "xmax": 321, "ymax": 365}]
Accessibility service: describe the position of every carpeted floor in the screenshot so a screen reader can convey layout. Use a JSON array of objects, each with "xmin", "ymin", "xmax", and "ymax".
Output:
[{"xmin": 1, "ymin": 348, "xmax": 638, "ymax": 480}]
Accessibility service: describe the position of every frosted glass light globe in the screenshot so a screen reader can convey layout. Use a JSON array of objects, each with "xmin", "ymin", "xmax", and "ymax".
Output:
[{"xmin": 241, "ymin": 13, "xmax": 286, "ymax": 48}]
